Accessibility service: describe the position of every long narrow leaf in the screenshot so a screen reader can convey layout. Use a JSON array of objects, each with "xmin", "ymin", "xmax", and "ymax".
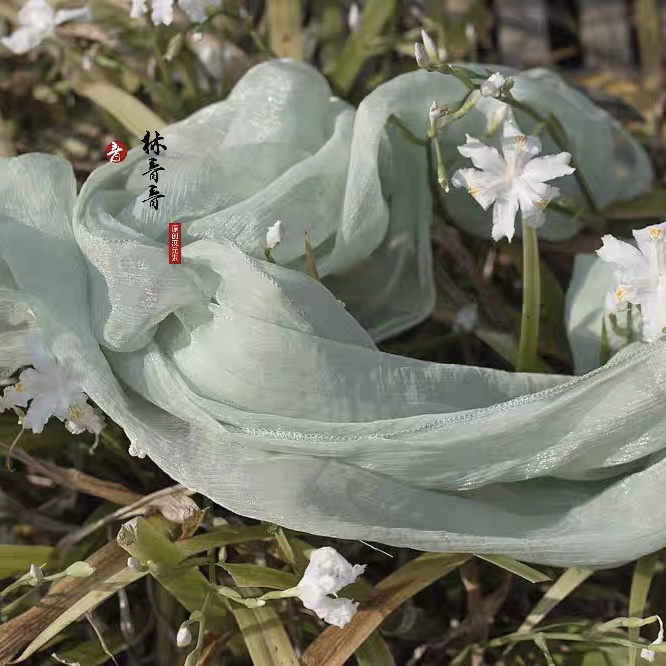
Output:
[
  {"xmin": 518, "ymin": 568, "xmax": 594, "ymax": 634},
  {"xmin": 73, "ymin": 81, "xmax": 167, "ymax": 140},
  {"xmin": 0, "ymin": 546, "xmax": 52, "ymax": 578},
  {"xmin": 628, "ymin": 555, "xmax": 660, "ymax": 666}
]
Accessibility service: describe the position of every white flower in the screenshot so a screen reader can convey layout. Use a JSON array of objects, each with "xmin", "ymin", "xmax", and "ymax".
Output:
[
  {"xmin": 641, "ymin": 616, "xmax": 664, "ymax": 662},
  {"xmin": 597, "ymin": 222, "xmax": 666, "ymax": 341},
  {"xmin": 64, "ymin": 400, "xmax": 104, "ymax": 435},
  {"xmin": 0, "ymin": 332, "xmax": 102, "ymax": 435},
  {"xmin": 480, "ymin": 72, "xmax": 506, "ymax": 98},
  {"xmin": 266, "ymin": 221, "xmax": 283, "ymax": 250},
  {"xmin": 452, "ymin": 122, "xmax": 575, "ymax": 242},
  {"xmin": 128, "ymin": 442, "xmax": 147, "ymax": 458},
  {"xmin": 130, "ymin": 0, "xmax": 220, "ymax": 25},
  {"xmin": 130, "ymin": 0, "xmax": 172, "ymax": 24},
  {"xmin": 176, "ymin": 623, "xmax": 192, "ymax": 647},
  {"xmin": 347, "ymin": 2, "xmax": 360, "ymax": 33},
  {"xmin": 454, "ymin": 303, "xmax": 478, "ymax": 332},
  {"xmin": 1, "ymin": 0, "xmax": 90, "ymax": 55},
  {"xmin": 150, "ymin": 0, "xmax": 173, "ymax": 25},
  {"xmin": 293, "ymin": 547, "xmax": 365, "ymax": 628}
]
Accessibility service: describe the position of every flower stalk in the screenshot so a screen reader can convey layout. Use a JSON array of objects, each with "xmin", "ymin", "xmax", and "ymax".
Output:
[{"xmin": 516, "ymin": 224, "xmax": 541, "ymax": 372}]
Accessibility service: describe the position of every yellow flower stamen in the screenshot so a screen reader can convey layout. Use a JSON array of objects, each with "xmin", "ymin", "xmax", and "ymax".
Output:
[
  {"xmin": 615, "ymin": 285, "xmax": 629, "ymax": 303},
  {"xmin": 513, "ymin": 135, "xmax": 527, "ymax": 150},
  {"xmin": 67, "ymin": 404, "xmax": 82, "ymax": 420},
  {"xmin": 649, "ymin": 228, "xmax": 663, "ymax": 239},
  {"xmin": 467, "ymin": 184, "xmax": 483, "ymax": 198}
]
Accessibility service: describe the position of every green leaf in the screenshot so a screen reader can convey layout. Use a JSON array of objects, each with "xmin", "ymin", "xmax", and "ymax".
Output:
[
  {"xmin": 231, "ymin": 587, "xmax": 300, "ymax": 666},
  {"xmin": 274, "ymin": 527, "xmax": 297, "ymax": 569},
  {"xmin": 177, "ymin": 524, "xmax": 272, "ymax": 559},
  {"xmin": 326, "ymin": 0, "xmax": 397, "ymax": 94},
  {"xmin": 603, "ymin": 189, "xmax": 666, "ymax": 221},
  {"xmin": 476, "ymin": 554, "xmax": 551, "ymax": 584},
  {"xmin": 51, "ymin": 633, "xmax": 126, "ymax": 666},
  {"xmin": 221, "ymin": 563, "xmax": 299, "ymax": 590},
  {"xmin": 355, "ymin": 631, "xmax": 396, "ymax": 666},
  {"xmin": 517, "ymin": 568, "xmax": 593, "ymax": 634},
  {"xmin": 475, "ymin": 329, "xmax": 553, "ymax": 372},
  {"xmin": 116, "ymin": 518, "xmax": 230, "ymax": 633},
  {"xmin": 518, "ymin": 568, "xmax": 594, "ymax": 633},
  {"xmin": 534, "ymin": 634, "xmax": 557, "ymax": 666},
  {"xmin": 266, "ymin": 0, "xmax": 303, "ymax": 60},
  {"xmin": 628, "ymin": 553, "xmax": 660, "ymax": 666},
  {"xmin": 73, "ymin": 81, "xmax": 167, "ymax": 140},
  {"xmin": 9, "ymin": 544, "xmax": 145, "ymax": 663},
  {"xmin": 0, "ymin": 546, "xmax": 52, "ymax": 578}
]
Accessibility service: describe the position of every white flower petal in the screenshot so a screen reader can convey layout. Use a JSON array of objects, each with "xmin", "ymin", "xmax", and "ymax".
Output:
[
  {"xmin": 522, "ymin": 153, "xmax": 575, "ymax": 184},
  {"xmin": 310, "ymin": 596, "xmax": 359, "ymax": 628},
  {"xmin": 129, "ymin": 0, "xmax": 147, "ymax": 18},
  {"xmin": 150, "ymin": 0, "xmax": 173, "ymax": 25},
  {"xmin": 420, "ymin": 30, "xmax": 437, "ymax": 61},
  {"xmin": 596, "ymin": 235, "xmax": 648, "ymax": 282},
  {"xmin": 491, "ymin": 196, "xmax": 519, "ymax": 242},
  {"xmin": 1, "ymin": 383, "xmax": 30, "ymax": 410},
  {"xmin": 452, "ymin": 168, "xmax": 502, "ymax": 211},
  {"xmin": 347, "ymin": 2, "xmax": 360, "ymax": 33},
  {"xmin": 414, "ymin": 42, "xmax": 428, "ymax": 68},
  {"xmin": 501, "ymin": 127, "xmax": 542, "ymax": 173},
  {"xmin": 298, "ymin": 547, "xmax": 365, "ymax": 597},
  {"xmin": 639, "ymin": 282, "xmax": 666, "ymax": 341},
  {"xmin": 457, "ymin": 135, "xmax": 504, "ymax": 174},
  {"xmin": 1, "ymin": 26, "xmax": 45, "ymax": 54},
  {"xmin": 633, "ymin": 221, "xmax": 666, "ymax": 258},
  {"xmin": 480, "ymin": 72, "xmax": 505, "ymax": 97},
  {"xmin": 266, "ymin": 220, "xmax": 283, "ymax": 249}
]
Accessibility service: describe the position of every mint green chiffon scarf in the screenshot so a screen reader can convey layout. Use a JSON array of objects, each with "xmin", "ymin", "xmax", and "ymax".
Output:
[{"xmin": 1, "ymin": 60, "xmax": 663, "ymax": 567}]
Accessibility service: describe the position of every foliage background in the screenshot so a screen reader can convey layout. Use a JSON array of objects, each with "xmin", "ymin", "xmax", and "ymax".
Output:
[{"xmin": 1, "ymin": 0, "xmax": 666, "ymax": 664}]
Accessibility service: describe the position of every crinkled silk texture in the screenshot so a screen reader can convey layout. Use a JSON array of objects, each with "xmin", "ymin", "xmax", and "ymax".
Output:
[{"xmin": 0, "ymin": 60, "xmax": 662, "ymax": 567}]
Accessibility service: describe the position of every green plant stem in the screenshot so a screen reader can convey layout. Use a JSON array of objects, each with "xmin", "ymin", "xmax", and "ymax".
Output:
[
  {"xmin": 431, "ymin": 136, "xmax": 448, "ymax": 191},
  {"xmin": 516, "ymin": 224, "xmax": 540, "ymax": 372}
]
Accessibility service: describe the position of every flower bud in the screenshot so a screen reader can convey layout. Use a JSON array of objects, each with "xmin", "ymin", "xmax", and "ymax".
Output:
[
  {"xmin": 420, "ymin": 30, "xmax": 438, "ymax": 62},
  {"xmin": 65, "ymin": 561, "xmax": 95, "ymax": 578},
  {"xmin": 127, "ymin": 556, "xmax": 142, "ymax": 570},
  {"xmin": 266, "ymin": 221, "xmax": 283, "ymax": 249},
  {"xmin": 29, "ymin": 564, "xmax": 44, "ymax": 584},
  {"xmin": 414, "ymin": 42, "xmax": 428, "ymax": 68},
  {"xmin": 176, "ymin": 623, "xmax": 193, "ymax": 647}
]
